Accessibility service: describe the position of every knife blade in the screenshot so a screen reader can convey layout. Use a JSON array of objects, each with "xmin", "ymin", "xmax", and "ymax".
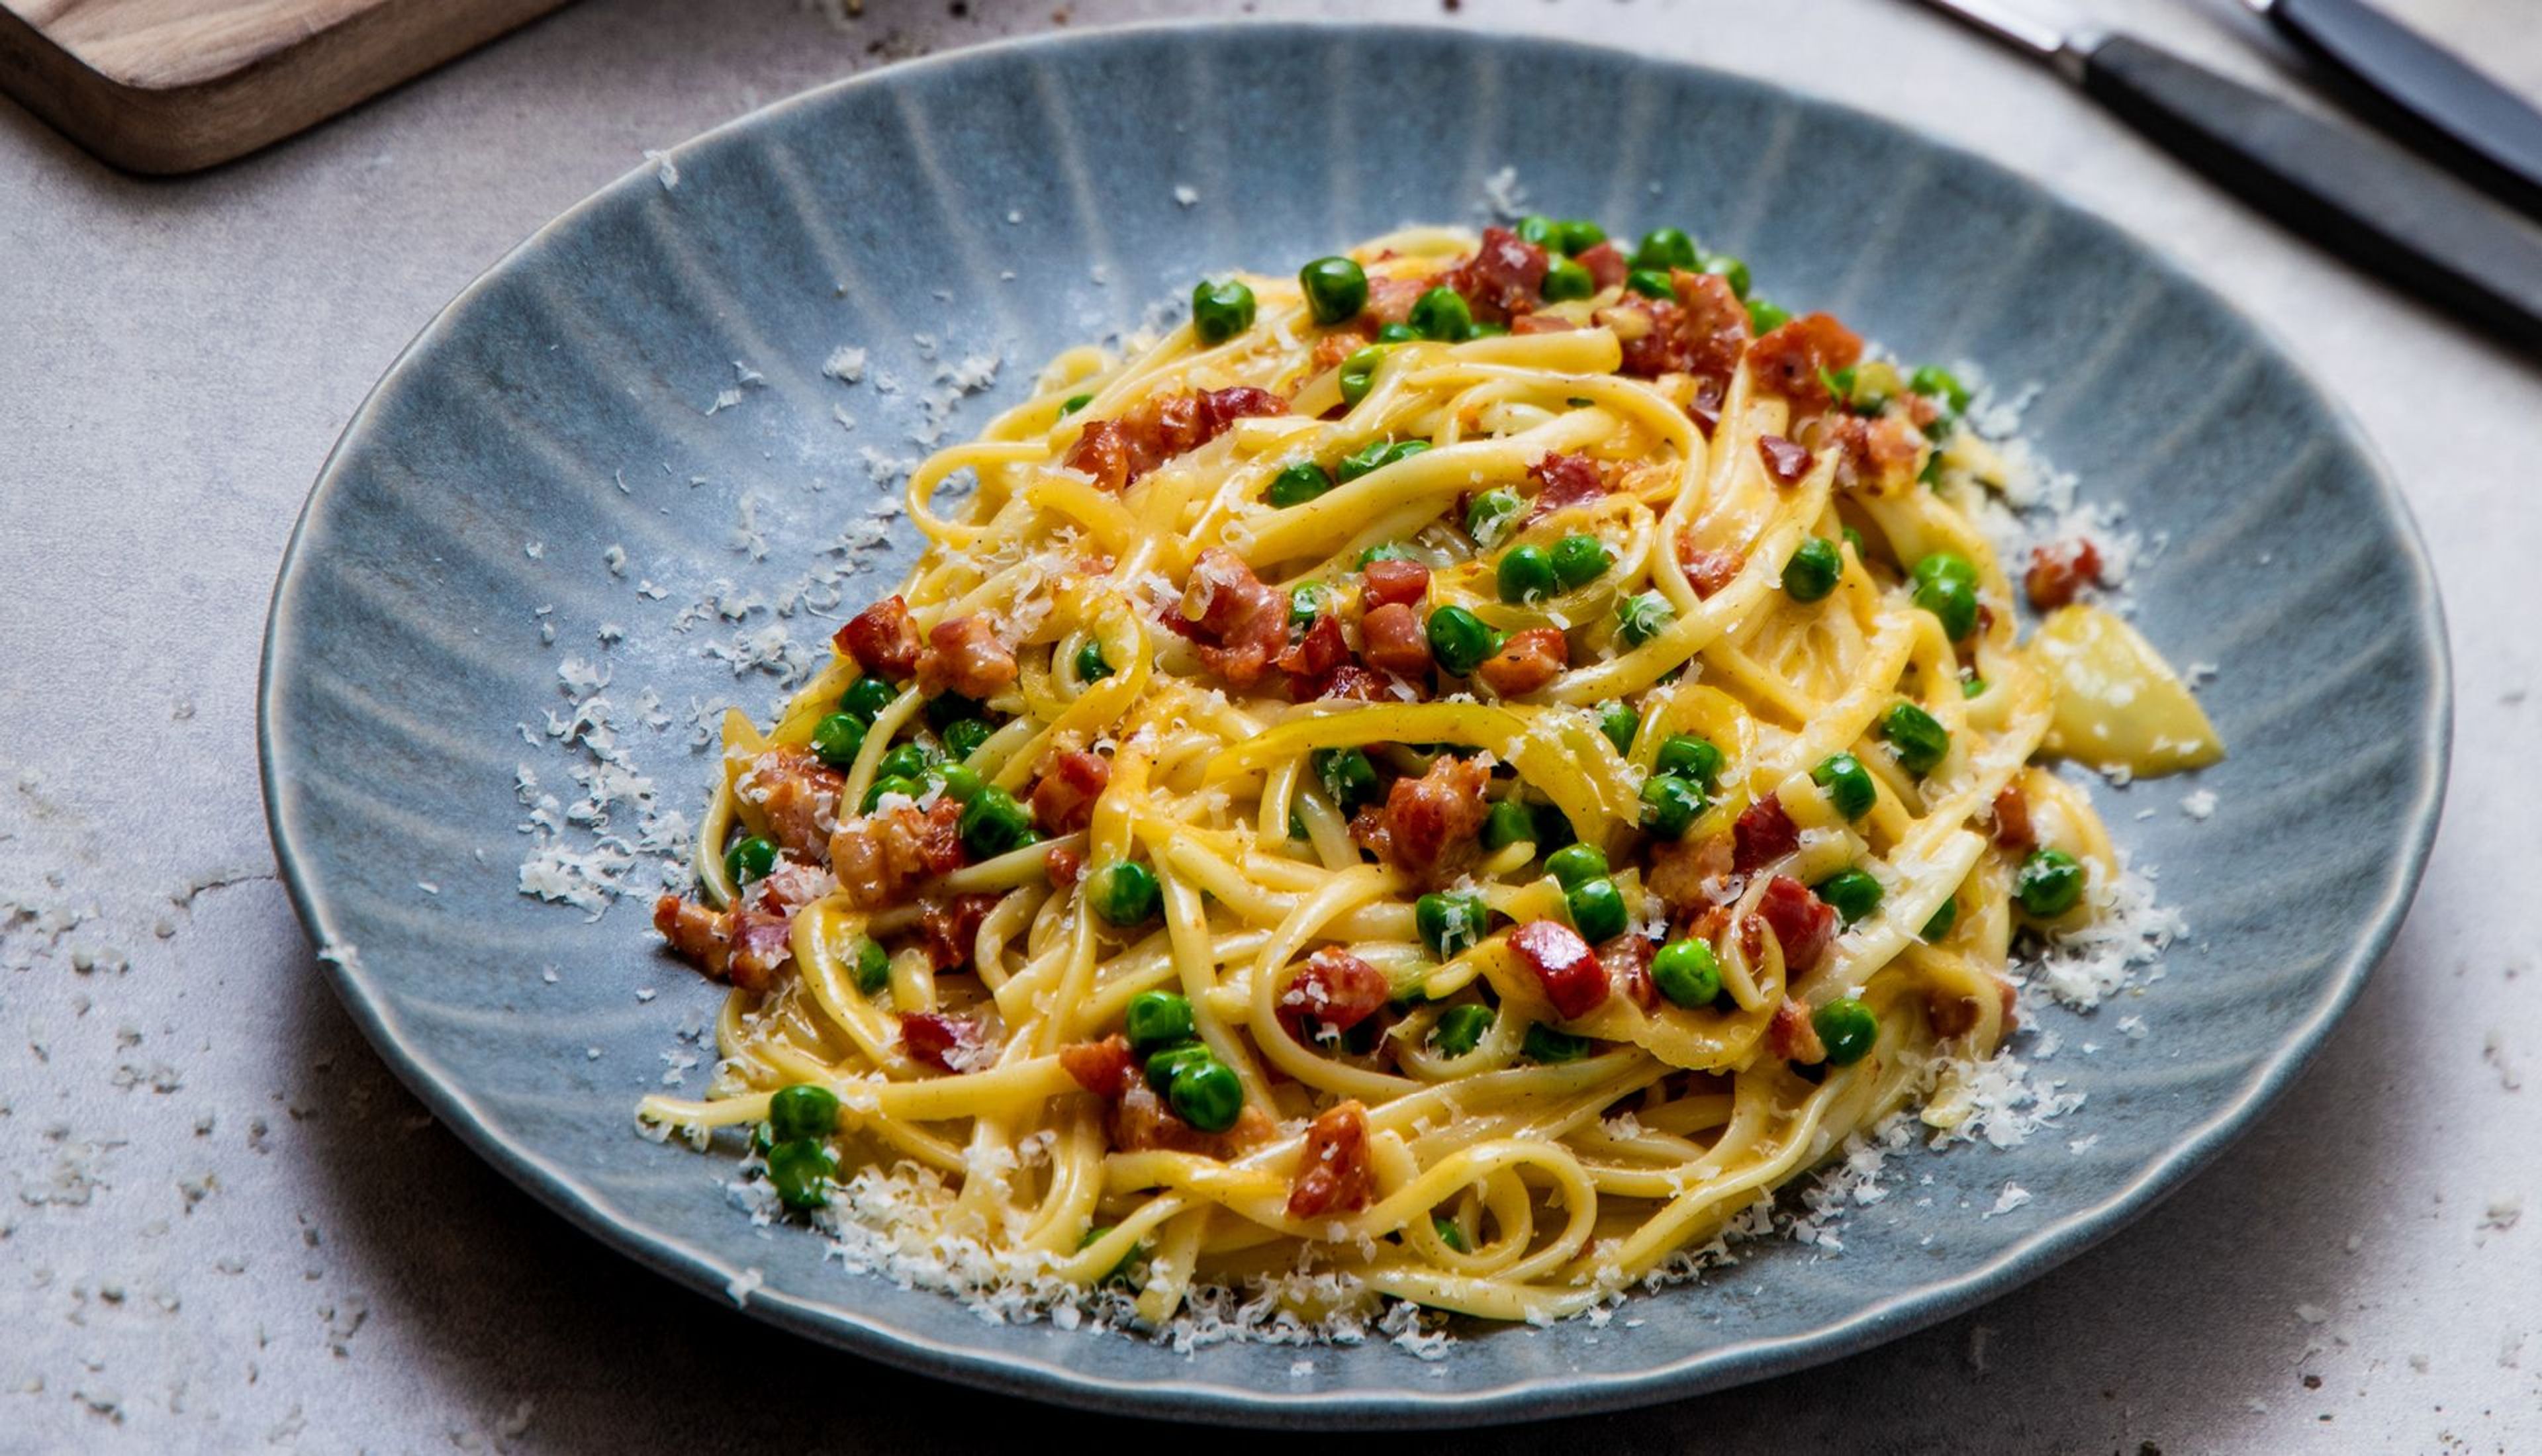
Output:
[
  {"xmin": 1909, "ymin": 0, "xmax": 2542, "ymax": 351},
  {"xmin": 2255, "ymin": 0, "xmax": 2542, "ymax": 223}
]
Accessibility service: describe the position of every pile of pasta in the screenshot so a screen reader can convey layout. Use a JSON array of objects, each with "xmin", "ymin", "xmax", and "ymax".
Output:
[{"xmin": 639, "ymin": 223, "xmax": 2222, "ymax": 1328}]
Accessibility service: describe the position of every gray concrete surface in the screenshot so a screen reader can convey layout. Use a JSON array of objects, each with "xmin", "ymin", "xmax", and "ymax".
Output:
[{"xmin": 2, "ymin": 0, "xmax": 2535, "ymax": 1449}]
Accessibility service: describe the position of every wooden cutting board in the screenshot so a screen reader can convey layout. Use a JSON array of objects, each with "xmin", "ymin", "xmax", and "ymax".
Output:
[{"xmin": 0, "ymin": 0, "xmax": 575, "ymax": 174}]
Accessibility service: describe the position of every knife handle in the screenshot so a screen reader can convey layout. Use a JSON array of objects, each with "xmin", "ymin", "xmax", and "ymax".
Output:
[
  {"xmin": 2076, "ymin": 34, "xmax": 2542, "ymax": 351},
  {"xmin": 2263, "ymin": 0, "xmax": 2542, "ymax": 222}
]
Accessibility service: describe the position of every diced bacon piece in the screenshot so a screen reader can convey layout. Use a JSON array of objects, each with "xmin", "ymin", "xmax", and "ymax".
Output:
[
  {"xmin": 757, "ymin": 859, "xmax": 833, "ymax": 915},
  {"xmin": 1509, "ymin": 918, "xmax": 1608, "ymax": 1020},
  {"xmin": 1679, "ymin": 541, "xmax": 1745, "ymax": 598},
  {"xmin": 1757, "ymin": 433, "xmax": 1813, "ymax": 486},
  {"xmin": 1277, "ymin": 948, "xmax": 1392, "ymax": 1042},
  {"xmin": 1834, "ymin": 413, "xmax": 1926, "ymax": 497},
  {"xmin": 1732, "ymin": 796, "xmax": 1800, "ymax": 875},
  {"xmin": 654, "ymin": 894, "xmax": 732, "ymax": 979},
  {"xmin": 1927, "ymin": 975, "xmax": 2020, "ymax": 1040},
  {"xmin": 726, "ymin": 905, "xmax": 794, "ymax": 992},
  {"xmin": 1060, "ymin": 1034, "xmax": 1135, "ymax": 1097},
  {"xmin": 898, "ymin": 1011, "xmax": 982, "ymax": 1072},
  {"xmin": 1286, "ymin": 1101, "xmax": 1375, "ymax": 1220},
  {"xmin": 1063, "ymin": 387, "xmax": 1290, "ymax": 490},
  {"xmin": 1754, "ymin": 874, "xmax": 1837, "ymax": 975},
  {"xmin": 1362, "ymin": 558, "xmax": 1431, "ymax": 610},
  {"xmin": 917, "ymin": 891, "xmax": 1001, "ymax": 972},
  {"xmin": 834, "ymin": 596, "xmax": 919, "ymax": 678},
  {"xmin": 1688, "ymin": 401, "xmax": 1720, "ymax": 439},
  {"xmin": 1364, "ymin": 273, "xmax": 1434, "ymax": 326},
  {"xmin": 1509, "ymin": 312, "xmax": 1578, "ymax": 336},
  {"xmin": 1474, "ymin": 625, "xmax": 1568, "ymax": 696},
  {"xmin": 828, "ymin": 797, "xmax": 967, "ymax": 910},
  {"xmin": 915, "ymin": 615, "xmax": 1017, "ymax": 700},
  {"xmin": 1599, "ymin": 933, "xmax": 1658, "ymax": 1011},
  {"xmin": 1353, "ymin": 753, "xmax": 1490, "ymax": 882},
  {"xmin": 1443, "ymin": 226, "xmax": 1552, "ymax": 322},
  {"xmin": 1109, "ymin": 1079, "xmax": 1274, "ymax": 1157},
  {"xmin": 1278, "ymin": 612, "xmax": 1350, "ymax": 690},
  {"xmin": 1600, "ymin": 271, "xmax": 1750, "ymax": 383},
  {"xmin": 1029, "ymin": 749, "xmax": 1111, "ymax": 835},
  {"xmin": 1574, "ymin": 240, "xmax": 1629, "ymax": 291},
  {"xmin": 1044, "ymin": 841, "xmax": 1086, "ymax": 889},
  {"xmin": 1746, "ymin": 312, "xmax": 1863, "ymax": 412},
  {"xmin": 1358, "ymin": 602, "xmax": 1433, "ymax": 676},
  {"xmin": 737, "ymin": 749, "xmax": 844, "ymax": 860},
  {"xmin": 1991, "ymin": 782, "xmax": 2036, "ymax": 850},
  {"xmin": 2024, "ymin": 538, "xmax": 2104, "ymax": 610},
  {"xmin": 1648, "ymin": 834, "xmax": 1735, "ymax": 917},
  {"xmin": 1311, "ymin": 664, "xmax": 1395, "ymax": 702},
  {"xmin": 1310, "ymin": 325, "xmax": 1375, "ymax": 374},
  {"xmin": 1767, "ymin": 997, "xmax": 1827, "ymax": 1062},
  {"xmin": 1529, "ymin": 451, "xmax": 1608, "ymax": 517},
  {"xmin": 1176, "ymin": 548, "xmax": 1289, "ymax": 688}
]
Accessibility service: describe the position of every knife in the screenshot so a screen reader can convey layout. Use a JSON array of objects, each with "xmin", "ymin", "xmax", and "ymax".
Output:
[
  {"xmin": 1910, "ymin": 0, "xmax": 2542, "ymax": 351},
  {"xmin": 2255, "ymin": 0, "xmax": 2542, "ymax": 222}
]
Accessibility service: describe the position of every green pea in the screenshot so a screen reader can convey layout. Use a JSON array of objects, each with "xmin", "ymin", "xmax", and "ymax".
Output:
[
  {"xmin": 767, "ymin": 1083, "xmax": 839, "ymax": 1144},
  {"xmin": 877, "ymin": 742, "xmax": 935, "ymax": 782},
  {"xmin": 1410, "ymin": 286, "xmax": 1474, "ymax": 341},
  {"xmin": 1523, "ymin": 1024, "xmax": 1592, "ymax": 1063},
  {"xmin": 1061, "ymin": 393, "xmax": 1093, "ymax": 415},
  {"xmin": 1433, "ymin": 1214, "xmax": 1470, "ymax": 1252},
  {"xmin": 1783, "ymin": 536, "xmax": 1842, "ymax": 604},
  {"xmin": 1912, "ymin": 551, "xmax": 1978, "ymax": 589},
  {"xmin": 1962, "ymin": 676, "xmax": 1989, "ymax": 699},
  {"xmin": 1466, "ymin": 487, "xmax": 1525, "ymax": 547},
  {"xmin": 1912, "ymin": 572, "xmax": 1980, "ymax": 641},
  {"xmin": 1555, "ymin": 219, "xmax": 1607, "ymax": 255},
  {"xmin": 1337, "ymin": 345, "xmax": 1386, "ymax": 407},
  {"xmin": 1123, "ymin": 989, "xmax": 1192, "ymax": 1051},
  {"xmin": 1747, "ymin": 298, "xmax": 1791, "ymax": 333},
  {"xmin": 942, "ymin": 717, "xmax": 992, "ymax": 760},
  {"xmin": 1920, "ymin": 895, "xmax": 1959, "ymax": 942},
  {"xmin": 1143, "ymin": 1040, "xmax": 1211, "ymax": 1095},
  {"xmin": 1550, "ymin": 533, "xmax": 1612, "ymax": 588},
  {"xmin": 1288, "ymin": 582, "xmax": 1327, "ymax": 631},
  {"xmin": 1625, "ymin": 269, "xmax": 1677, "ymax": 300},
  {"xmin": 1466, "ymin": 320, "xmax": 1510, "ymax": 339},
  {"xmin": 1568, "ymin": 878, "xmax": 1629, "ymax": 942},
  {"xmin": 1654, "ymin": 734, "xmax": 1723, "ymax": 788},
  {"xmin": 1812, "ymin": 998, "xmax": 1879, "ymax": 1066},
  {"xmin": 1092, "ymin": 861, "xmax": 1161, "ymax": 927},
  {"xmin": 862, "ymin": 774, "xmax": 922, "ymax": 812},
  {"xmin": 1515, "ymin": 214, "xmax": 1560, "ymax": 248},
  {"xmin": 1376, "ymin": 321, "xmax": 1420, "ymax": 344},
  {"xmin": 1812, "ymin": 752, "xmax": 1876, "ymax": 819},
  {"xmin": 1617, "ymin": 592, "xmax": 1674, "ymax": 647},
  {"xmin": 1075, "ymin": 639, "xmax": 1113, "ymax": 684},
  {"xmin": 1268, "ymin": 460, "xmax": 1335, "ymax": 508},
  {"xmin": 724, "ymin": 835, "xmax": 777, "ymax": 886},
  {"xmin": 1634, "ymin": 227, "xmax": 1699, "ymax": 271},
  {"xmin": 2014, "ymin": 848, "xmax": 2087, "ymax": 918},
  {"xmin": 1815, "ymin": 868, "xmax": 1884, "ymax": 926},
  {"xmin": 931, "ymin": 763, "xmax": 985, "ymax": 804},
  {"xmin": 1335, "ymin": 438, "xmax": 1391, "ymax": 482},
  {"xmin": 840, "ymin": 676, "xmax": 897, "ymax": 722},
  {"xmin": 1078, "ymin": 1224, "xmax": 1141, "ymax": 1284},
  {"xmin": 1596, "ymin": 700, "xmax": 1640, "ymax": 756},
  {"xmin": 1546, "ymin": 842, "xmax": 1609, "ymax": 890},
  {"xmin": 1311, "ymin": 746, "xmax": 1380, "ymax": 813},
  {"xmin": 1640, "ymin": 773, "xmax": 1706, "ymax": 839},
  {"xmin": 1497, "ymin": 543, "xmax": 1557, "ymax": 604},
  {"xmin": 809, "ymin": 712, "xmax": 868, "ymax": 770},
  {"xmin": 1299, "ymin": 255, "xmax": 1370, "ymax": 324},
  {"xmin": 1540, "ymin": 257, "xmax": 1595, "ymax": 302},
  {"xmin": 1530, "ymin": 801, "xmax": 1577, "ymax": 852},
  {"xmin": 1908, "ymin": 364, "xmax": 1972, "ymax": 414},
  {"xmin": 1431, "ymin": 1003, "xmax": 1495, "ymax": 1058},
  {"xmin": 851, "ymin": 935, "xmax": 890, "ymax": 995},
  {"xmin": 1881, "ymin": 702, "xmax": 1950, "ymax": 776},
  {"xmin": 765, "ymin": 1138, "xmax": 835, "ymax": 1211},
  {"xmin": 1481, "ymin": 798, "xmax": 1536, "ymax": 852},
  {"xmin": 1648, "ymin": 938, "xmax": 1720, "ymax": 1009},
  {"xmin": 1842, "ymin": 525, "xmax": 1866, "ymax": 557},
  {"xmin": 1191, "ymin": 278, "xmax": 1256, "ymax": 344},
  {"xmin": 1378, "ymin": 439, "xmax": 1431, "ymax": 470},
  {"xmin": 1701, "ymin": 253, "xmax": 1752, "ymax": 300},
  {"xmin": 1427, "ymin": 606, "xmax": 1501, "ymax": 677},
  {"xmin": 1417, "ymin": 892, "xmax": 1489, "ymax": 959},
  {"xmin": 1168, "ymin": 1058, "xmax": 1244, "ymax": 1133},
  {"xmin": 957, "ymin": 785, "xmax": 1035, "ymax": 858}
]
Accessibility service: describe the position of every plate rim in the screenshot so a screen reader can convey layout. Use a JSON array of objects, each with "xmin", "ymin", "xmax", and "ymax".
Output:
[{"xmin": 257, "ymin": 17, "xmax": 2454, "ymax": 1428}]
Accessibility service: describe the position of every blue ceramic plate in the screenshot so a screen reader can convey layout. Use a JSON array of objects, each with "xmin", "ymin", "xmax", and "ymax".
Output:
[{"xmin": 260, "ymin": 21, "xmax": 2447, "ymax": 1427}]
